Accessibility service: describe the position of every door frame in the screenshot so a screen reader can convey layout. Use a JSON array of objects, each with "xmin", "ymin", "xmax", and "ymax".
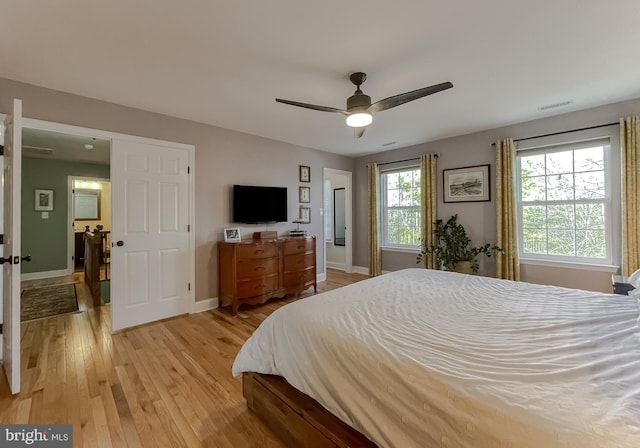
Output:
[
  {"xmin": 22, "ymin": 117, "xmax": 196, "ymax": 327},
  {"xmin": 322, "ymin": 168, "xmax": 353, "ymax": 273}
]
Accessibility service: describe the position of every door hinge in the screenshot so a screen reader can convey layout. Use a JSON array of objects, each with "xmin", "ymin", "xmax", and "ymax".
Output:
[
  {"xmin": 188, "ymin": 283, "xmax": 191, "ymax": 291},
  {"xmin": 187, "ymin": 224, "xmax": 190, "ymax": 232},
  {"xmin": 0, "ymin": 145, "xmax": 4, "ymax": 156},
  {"xmin": 0, "ymin": 234, "xmax": 3, "ymax": 244},
  {"xmin": 0, "ymin": 323, "xmax": 3, "ymax": 334},
  {"xmin": 187, "ymin": 166, "xmax": 190, "ymax": 174}
]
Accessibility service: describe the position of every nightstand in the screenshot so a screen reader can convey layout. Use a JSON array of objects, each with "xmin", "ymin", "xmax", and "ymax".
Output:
[{"xmin": 612, "ymin": 275, "xmax": 635, "ymax": 295}]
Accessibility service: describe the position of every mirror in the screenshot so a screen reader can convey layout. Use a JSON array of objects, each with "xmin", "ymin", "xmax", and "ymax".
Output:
[
  {"xmin": 333, "ymin": 188, "xmax": 345, "ymax": 246},
  {"xmin": 74, "ymin": 189, "xmax": 101, "ymax": 220}
]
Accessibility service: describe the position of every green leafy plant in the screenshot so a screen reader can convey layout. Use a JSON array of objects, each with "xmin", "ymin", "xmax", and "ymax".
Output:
[{"xmin": 416, "ymin": 214, "xmax": 502, "ymax": 272}]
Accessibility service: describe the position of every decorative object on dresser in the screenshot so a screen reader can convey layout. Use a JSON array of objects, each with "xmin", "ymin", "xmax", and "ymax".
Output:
[
  {"xmin": 218, "ymin": 236, "xmax": 316, "ymax": 315},
  {"xmin": 299, "ymin": 186, "xmax": 310, "ymax": 203},
  {"xmin": 224, "ymin": 227, "xmax": 241, "ymax": 242},
  {"xmin": 299, "ymin": 165, "xmax": 310, "ymax": 183}
]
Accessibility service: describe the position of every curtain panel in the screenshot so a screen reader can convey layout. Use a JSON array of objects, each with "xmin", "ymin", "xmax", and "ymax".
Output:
[
  {"xmin": 367, "ymin": 163, "xmax": 382, "ymax": 276},
  {"xmin": 495, "ymin": 138, "xmax": 520, "ymax": 280},
  {"xmin": 621, "ymin": 116, "xmax": 640, "ymax": 276},
  {"xmin": 420, "ymin": 154, "xmax": 438, "ymax": 269}
]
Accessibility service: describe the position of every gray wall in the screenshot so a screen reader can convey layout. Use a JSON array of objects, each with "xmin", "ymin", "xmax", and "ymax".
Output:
[
  {"xmin": 354, "ymin": 97, "xmax": 640, "ymax": 292},
  {"xmin": 22, "ymin": 157, "xmax": 110, "ymax": 273},
  {"xmin": 0, "ymin": 77, "xmax": 354, "ymax": 301}
]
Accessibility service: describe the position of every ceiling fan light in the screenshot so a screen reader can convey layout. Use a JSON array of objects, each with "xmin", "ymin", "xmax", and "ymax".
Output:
[{"xmin": 346, "ymin": 112, "xmax": 372, "ymax": 128}]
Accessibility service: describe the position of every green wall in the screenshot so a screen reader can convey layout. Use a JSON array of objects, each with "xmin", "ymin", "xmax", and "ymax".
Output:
[{"xmin": 22, "ymin": 157, "xmax": 110, "ymax": 274}]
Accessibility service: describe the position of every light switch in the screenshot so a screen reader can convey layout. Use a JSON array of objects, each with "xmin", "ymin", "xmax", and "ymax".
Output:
[{"xmin": 41, "ymin": 212, "xmax": 49, "ymax": 219}]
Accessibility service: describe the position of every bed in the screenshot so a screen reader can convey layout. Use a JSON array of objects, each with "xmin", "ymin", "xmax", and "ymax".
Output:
[{"xmin": 232, "ymin": 268, "xmax": 640, "ymax": 447}]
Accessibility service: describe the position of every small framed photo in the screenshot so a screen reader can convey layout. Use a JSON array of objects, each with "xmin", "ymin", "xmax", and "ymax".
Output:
[
  {"xmin": 443, "ymin": 164, "xmax": 491, "ymax": 203},
  {"xmin": 299, "ymin": 206, "xmax": 311, "ymax": 224},
  {"xmin": 299, "ymin": 165, "xmax": 310, "ymax": 183},
  {"xmin": 223, "ymin": 227, "xmax": 241, "ymax": 242},
  {"xmin": 299, "ymin": 186, "xmax": 310, "ymax": 203},
  {"xmin": 35, "ymin": 189, "xmax": 54, "ymax": 211}
]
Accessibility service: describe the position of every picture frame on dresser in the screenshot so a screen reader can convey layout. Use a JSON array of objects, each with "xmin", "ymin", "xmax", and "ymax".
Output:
[{"xmin": 223, "ymin": 227, "xmax": 241, "ymax": 242}]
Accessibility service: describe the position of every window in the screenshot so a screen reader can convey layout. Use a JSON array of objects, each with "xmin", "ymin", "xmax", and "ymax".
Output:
[
  {"xmin": 516, "ymin": 139, "xmax": 612, "ymax": 264},
  {"xmin": 381, "ymin": 167, "xmax": 421, "ymax": 248}
]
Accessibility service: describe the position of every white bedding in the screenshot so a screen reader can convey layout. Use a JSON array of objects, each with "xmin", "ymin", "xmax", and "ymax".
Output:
[{"xmin": 232, "ymin": 268, "xmax": 640, "ymax": 447}]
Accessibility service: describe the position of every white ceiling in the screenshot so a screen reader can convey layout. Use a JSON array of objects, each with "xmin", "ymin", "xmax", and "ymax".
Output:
[
  {"xmin": 23, "ymin": 128, "xmax": 110, "ymax": 165},
  {"xmin": 2, "ymin": 1, "xmax": 639, "ymax": 157}
]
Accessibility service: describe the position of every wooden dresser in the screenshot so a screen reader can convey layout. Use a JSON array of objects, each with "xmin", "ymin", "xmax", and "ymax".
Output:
[{"xmin": 218, "ymin": 236, "xmax": 316, "ymax": 315}]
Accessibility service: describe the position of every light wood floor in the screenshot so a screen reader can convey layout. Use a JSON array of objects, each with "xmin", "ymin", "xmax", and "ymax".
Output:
[{"xmin": 0, "ymin": 268, "xmax": 368, "ymax": 447}]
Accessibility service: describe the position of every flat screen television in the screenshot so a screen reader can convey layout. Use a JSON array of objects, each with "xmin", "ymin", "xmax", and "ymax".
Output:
[{"xmin": 232, "ymin": 185, "xmax": 288, "ymax": 224}]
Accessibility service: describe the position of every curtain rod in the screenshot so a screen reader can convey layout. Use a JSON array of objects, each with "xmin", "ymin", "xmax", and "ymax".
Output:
[
  {"xmin": 491, "ymin": 122, "xmax": 619, "ymax": 146},
  {"xmin": 377, "ymin": 154, "xmax": 439, "ymax": 166}
]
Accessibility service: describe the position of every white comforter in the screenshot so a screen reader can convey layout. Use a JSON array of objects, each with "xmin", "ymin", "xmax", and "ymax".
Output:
[{"xmin": 232, "ymin": 268, "xmax": 640, "ymax": 447}]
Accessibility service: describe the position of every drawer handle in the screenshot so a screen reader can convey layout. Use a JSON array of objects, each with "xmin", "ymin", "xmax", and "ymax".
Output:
[
  {"xmin": 255, "ymin": 266, "xmax": 265, "ymax": 271},
  {"xmin": 255, "ymin": 250, "xmax": 264, "ymax": 254}
]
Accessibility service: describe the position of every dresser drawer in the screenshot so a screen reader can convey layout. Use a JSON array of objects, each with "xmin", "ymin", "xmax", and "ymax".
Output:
[
  {"xmin": 283, "ymin": 268, "xmax": 316, "ymax": 287},
  {"xmin": 237, "ymin": 257, "xmax": 278, "ymax": 279},
  {"xmin": 282, "ymin": 238, "xmax": 315, "ymax": 255},
  {"xmin": 237, "ymin": 242, "xmax": 278, "ymax": 260},
  {"xmin": 284, "ymin": 252, "xmax": 316, "ymax": 271},
  {"xmin": 237, "ymin": 274, "xmax": 278, "ymax": 299}
]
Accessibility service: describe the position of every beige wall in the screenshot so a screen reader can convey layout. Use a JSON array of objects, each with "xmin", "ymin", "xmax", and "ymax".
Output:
[
  {"xmin": 354, "ymin": 97, "xmax": 640, "ymax": 293},
  {"xmin": 0, "ymin": 77, "xmax": 354, "ymax": 301}
]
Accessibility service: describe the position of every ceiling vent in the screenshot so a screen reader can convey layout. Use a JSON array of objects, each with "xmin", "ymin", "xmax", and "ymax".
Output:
[
  {"xmin": 23, "ymin": 145, "xmax": 54, "ymax": 156},
  {"xmin": 539, "ymin": 100, "xmax": 573, "ymax": 111}
]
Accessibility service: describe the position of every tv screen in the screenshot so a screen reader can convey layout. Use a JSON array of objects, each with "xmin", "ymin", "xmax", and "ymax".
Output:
[{"xmin": 232, "ymin": 185, "xmax": 288, "ymax": 224}]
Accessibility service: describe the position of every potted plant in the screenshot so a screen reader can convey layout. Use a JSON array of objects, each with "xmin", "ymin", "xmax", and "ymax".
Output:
[{"xmin": 416, "ymin": 214, "xmax": 502, "ymax": 273}]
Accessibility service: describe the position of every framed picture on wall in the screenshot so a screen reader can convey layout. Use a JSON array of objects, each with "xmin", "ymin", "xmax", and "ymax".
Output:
[
  {"xmin": 34, "ymin": 189, "xmax": 54, "ymax": 211},
  {"xmin": 299, "ymin": 206, "xmax": 311, "ymax": 224},
  {"xmin": 299, "ymin": 165, "xmax": 310, "ymax": 183},
  {"xmin": 299, "ymin": 186, "xmax": 310, "ymax": 203},
  {"xmin": 443, "ymin": 164, "xmax": 491, "ymax": 203}
]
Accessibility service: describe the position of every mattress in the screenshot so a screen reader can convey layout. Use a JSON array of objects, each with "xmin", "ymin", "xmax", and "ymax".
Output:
[{"xmin": 232, "ymin": 268, "xmax": 640, "ymax": 447}]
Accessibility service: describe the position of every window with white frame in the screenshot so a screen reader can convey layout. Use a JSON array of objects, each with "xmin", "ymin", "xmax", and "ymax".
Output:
[
  {"xmin": 516, "ymin": 139, "xmax": 612, "ymax": 264},
  {"xmin": 381, "ymin": 167, "xmax": 421, "ymax": 248}
]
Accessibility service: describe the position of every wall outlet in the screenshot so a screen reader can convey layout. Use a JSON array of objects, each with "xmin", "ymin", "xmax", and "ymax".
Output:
[{"xmin": 41, "ymin": 212, "xmax": 49, "ymax": 219}]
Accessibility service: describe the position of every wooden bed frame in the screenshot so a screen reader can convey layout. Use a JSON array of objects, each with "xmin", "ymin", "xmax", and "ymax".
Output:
[{"xmin": 243, "ymin": 372, "xmax": 377, "ymax": 447}]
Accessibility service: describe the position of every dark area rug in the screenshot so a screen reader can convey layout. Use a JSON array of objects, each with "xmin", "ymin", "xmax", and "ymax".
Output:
[{"xmin": 21, "ymin": 283, "xmax": 79, "ymax": 321}]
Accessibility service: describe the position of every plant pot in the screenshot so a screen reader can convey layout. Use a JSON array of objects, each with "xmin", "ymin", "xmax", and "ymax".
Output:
[{"xmin": 452, "ymin": 261, "xmax": 474, "ymax": 274}]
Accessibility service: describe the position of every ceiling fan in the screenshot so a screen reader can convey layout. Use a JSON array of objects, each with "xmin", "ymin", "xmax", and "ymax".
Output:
[{"xmin": 276, "ymin": 72, "xmax": 453, "ymax": 138}]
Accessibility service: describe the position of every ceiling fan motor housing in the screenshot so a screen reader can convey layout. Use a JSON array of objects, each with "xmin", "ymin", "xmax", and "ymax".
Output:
[{"xmin": 347, "ymin": 91, "xmax": 371, "ymax": 112}]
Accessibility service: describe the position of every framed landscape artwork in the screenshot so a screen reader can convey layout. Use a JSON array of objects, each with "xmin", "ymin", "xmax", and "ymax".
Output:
[{"xmin": 443, "ymin": 165, "xmax": 490, "ymax": 203}]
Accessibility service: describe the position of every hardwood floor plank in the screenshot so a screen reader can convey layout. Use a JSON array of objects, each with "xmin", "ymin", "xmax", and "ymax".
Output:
[{"xmin": 3, "ymin": 268, "xmax": 368, "ymax": 447}]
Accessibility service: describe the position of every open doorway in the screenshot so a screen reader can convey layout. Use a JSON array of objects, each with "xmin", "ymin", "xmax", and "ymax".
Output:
[
  {"xmin": 323, "ymin": 168, "xmax": 353, "ymax": 273},
  {"xmin": 21, "ymin": 128, "xmax": 111, "ymax": 320}
]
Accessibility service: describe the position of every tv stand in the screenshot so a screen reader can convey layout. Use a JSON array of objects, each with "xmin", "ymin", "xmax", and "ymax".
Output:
[{"xmin": 217, "ymin": 236, "xmax": 316, "ymax": 315}]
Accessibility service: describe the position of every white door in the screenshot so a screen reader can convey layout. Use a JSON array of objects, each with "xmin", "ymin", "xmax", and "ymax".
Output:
[
  {"xmin": 1, "ymin": 99, "xmax": 22, "ymax": 394},
  {"xmin": 111, "ymin": 139, "xmax": 190, "ymax": 331}
]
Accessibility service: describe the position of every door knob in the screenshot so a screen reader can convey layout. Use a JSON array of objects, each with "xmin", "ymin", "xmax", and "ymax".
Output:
[
  {"xmin": 116, "ymin": 240, "xmax": 124, "ymax": 247},
  {"xmin": 21, "ymin": 254, "xmax": 32, "ymax": 262}
]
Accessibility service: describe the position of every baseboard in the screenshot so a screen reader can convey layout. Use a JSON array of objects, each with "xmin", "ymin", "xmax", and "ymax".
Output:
[
  {"xmin": 326, "ymin": 261, "xmax": 346, "ymax": 270},
  {"xmin": 21, "ymin": 269, "xmax": 72, "ymax": 281},
  {"xmin": 316, "ymin": 272, "xmax": 327, "ymax": 282},
  {"xmin": 351, "ymin": 265, "xmax": 369, "ymax": 275},
  {"xmin": 191, "ymin": 297, "xmax": 219, "ymax": 313}
]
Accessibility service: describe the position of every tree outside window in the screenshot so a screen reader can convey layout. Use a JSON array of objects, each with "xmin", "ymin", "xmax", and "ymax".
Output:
[{"xmin": 381, "ymin": 167, "xmax": 421, "ymax": 247}]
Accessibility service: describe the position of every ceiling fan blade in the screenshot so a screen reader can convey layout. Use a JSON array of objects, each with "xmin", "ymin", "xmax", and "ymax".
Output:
[
  {"xmin": 368, "ymin": 81, "xmax": 453, "ymax": 113},
  {"xmin": 354, "ymin": 127, "xmax": 366, "ymax": 139},
  {"xmin": 275, "ymin": 98, "xmax": 347, "ymax": 114}
]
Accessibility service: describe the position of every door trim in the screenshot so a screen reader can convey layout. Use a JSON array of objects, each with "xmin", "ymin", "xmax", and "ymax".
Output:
[{"xmin": 22, "ymin": 118, "xmax": 196, "ymax": 328}]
